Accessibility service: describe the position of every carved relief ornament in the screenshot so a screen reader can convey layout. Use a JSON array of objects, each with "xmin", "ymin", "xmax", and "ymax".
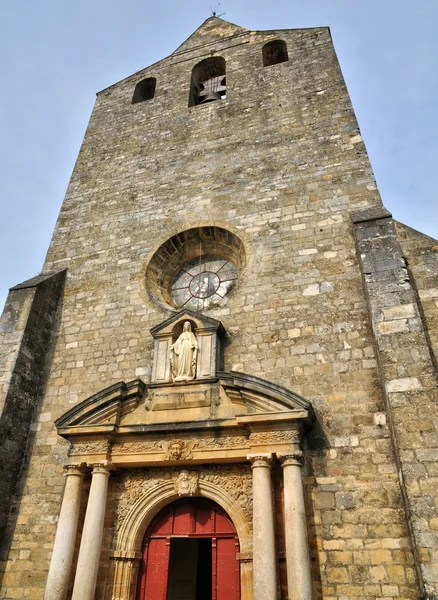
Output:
[
  {"xmin": 247, "ymin": 453, "xmax": 274, "ymax": 468},
  {"xmin": 173, "ymin": 470, "xmax": 199, "ymax": 496},
  {"xmin": 114, "ymin": 464, "xmax": 253, "ymax": 531},
  {"xmin": 249, "ymin": 429, "xmax": 301, "ymax": 444},
  {"xmin": 161, "ymin": 439, "xmax": 196, "ymax": 460},
  {"xmin": 69, "ymin": 441, "xmax": 111, "ymax": 455},
  {"xmin": 278, "ymin": 451, "xmax": 304, "ymax": 467},
  {"xmin": 111, "ymin": 436, "xmax": 251, "ymax": 457}
]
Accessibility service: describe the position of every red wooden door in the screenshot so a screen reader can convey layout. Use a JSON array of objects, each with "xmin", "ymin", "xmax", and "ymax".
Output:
[
  {"xmin": 137, "ymin": 498, "xmax": 240, "ymax": 600},
  {"xmin": 215, "ymin": 537, "xmax": 240, "ymax": 600},
  {"xmin": 137, "ymin": 538, "xmax": 170, "ymax": 600}
]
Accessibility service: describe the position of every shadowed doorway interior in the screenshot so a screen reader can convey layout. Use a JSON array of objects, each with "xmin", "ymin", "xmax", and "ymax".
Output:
[
  {"xmin": 137, "ymin": 498, "xmax": 240, "ymax": 600},
  {"xmin": 167, "ymin": 538, "xmax": 212, "ymax": 600}
]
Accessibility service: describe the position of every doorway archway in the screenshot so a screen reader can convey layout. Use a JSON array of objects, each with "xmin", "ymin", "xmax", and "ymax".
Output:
[{"xmin": 137, "ymin": 497, "xmax": 240, "ymax": 600}]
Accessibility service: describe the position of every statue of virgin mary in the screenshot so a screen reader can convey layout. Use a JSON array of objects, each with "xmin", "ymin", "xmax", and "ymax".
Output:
[{"xmin": 170, "ymin": 321, "xmax": 198, "ymax": 382}]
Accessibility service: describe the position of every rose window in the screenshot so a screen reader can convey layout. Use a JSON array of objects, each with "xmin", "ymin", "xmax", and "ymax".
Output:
[
  {"xmin": 144, "ymin": 226, "xmax": 245, "ymax": 312},
  {"xmin": 171, "ymin": 258, "xmax": 238, "ymax": 311}
]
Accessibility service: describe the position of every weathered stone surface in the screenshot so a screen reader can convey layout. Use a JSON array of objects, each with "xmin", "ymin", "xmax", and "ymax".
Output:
[
  {"xmin": 0, "ymin": 270, "xmax": 65, "ymax": 552},
  {"xmin": 354, "ymin": 215, "xmax": 438, "ymax": 598},
  {"xmin": 0, "ymin": 15, "xmax": 437, "ymax": 600}
]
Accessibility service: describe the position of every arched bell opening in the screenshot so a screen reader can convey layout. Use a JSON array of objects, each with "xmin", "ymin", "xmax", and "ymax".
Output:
[
  {"xmin": 262, "ymin": 39, "xmax": 289, "ymax": 67},
  {"xmin": 189, "ymin": 57, "xmax": 226, "ymax": 106},
  {"xmin": 136, "ymin": 497, "xmax": 240, "ymax": 600},
  {"xmin": 132, "ymin": 77, "xmax": 157, "ymax": 103}
]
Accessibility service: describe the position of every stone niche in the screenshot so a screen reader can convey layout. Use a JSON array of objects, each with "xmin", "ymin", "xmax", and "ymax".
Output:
[{"xmin": 150, "ymin": 309, "xmax": 225, "ymax": 385}]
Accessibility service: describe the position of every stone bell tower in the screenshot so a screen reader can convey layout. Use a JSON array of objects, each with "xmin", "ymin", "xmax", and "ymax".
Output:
[{"xmin": 1, "ymin": 16, "xmax": 437, "ymax": 600}]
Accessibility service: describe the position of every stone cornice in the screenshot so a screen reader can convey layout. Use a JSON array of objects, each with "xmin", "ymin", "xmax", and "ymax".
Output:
[
  {"xmin": 55, "ymin": 379, "xmax": 146, "ymax": 433},
  {"xmin": 56, "ymin": 372, "xmax": 314, "ymax": 467}
]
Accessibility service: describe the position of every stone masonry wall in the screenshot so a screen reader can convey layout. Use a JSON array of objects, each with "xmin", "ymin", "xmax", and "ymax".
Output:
[
  {"xmin": 395, "ymin": 222, "xmax": 438, "ymax": 370},
  {"xmin": 0, "ymin": 271, "xmax": 65, "ymax": 556},
  {"xmin": 354, "ymin": 210, "xmax": 438, "ymax": 598},
  {"xmin": 0, "ymin": 18, "xmax": 433, "ymax": 599}
]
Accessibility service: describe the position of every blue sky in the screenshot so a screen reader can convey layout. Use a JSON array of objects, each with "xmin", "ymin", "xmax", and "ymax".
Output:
[{"xmin": 0, "ymin": 0, "xmax": 437, "ymax": 310}]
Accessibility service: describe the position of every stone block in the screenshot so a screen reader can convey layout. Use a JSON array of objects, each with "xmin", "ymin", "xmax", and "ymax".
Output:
[{"xmin": 386, "ymin": 378, "xmax": 422, "ymax": 393}]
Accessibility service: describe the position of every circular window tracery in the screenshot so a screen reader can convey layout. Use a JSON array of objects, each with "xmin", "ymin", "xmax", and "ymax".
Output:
[
  {"xmin": 171, "ymin": 257, "xmax": 238, "ymax": 311},
  {"xmin": 145, "ymin": 227, "xmax": 245, "ymax": 312}
]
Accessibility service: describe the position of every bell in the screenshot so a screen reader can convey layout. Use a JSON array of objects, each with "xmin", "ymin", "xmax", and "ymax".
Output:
[{"xmin": 199, "ymin": 91, "xmax": 222, "ymax": 103}]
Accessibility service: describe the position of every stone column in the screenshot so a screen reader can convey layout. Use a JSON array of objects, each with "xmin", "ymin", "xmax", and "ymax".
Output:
[
  {"xmin": 278, "ymin": 452, "xmax": 313, "ymax": 600},
  {"xmin": 109, "ymin": 552, "xmax": 141, "ymax": 600},
  {"xmin": 44, "ymin": 464, "xmax": 86, "ymax": 600},
  {"xmin": 71, "ymin": 462, "xmax": 112, "ymax": 600},
  {"xmin": 247, "ymin": 453, "xmax": 277, "ymax": 600}
]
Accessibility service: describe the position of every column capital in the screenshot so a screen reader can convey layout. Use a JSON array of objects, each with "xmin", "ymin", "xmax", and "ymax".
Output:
[
  {"xmin": 247, "ymin": 453, "xmax": 274, "ymax": 468},
  {"xmin": 278, "ymin": 451, "xmax": 304, "ymax": 467},
  {"xmin": 87, "ymin": 461, "xmax": 115, "ymax": 475},
  {"xmin": 63, "ymin": 463, "xmax": 87, "ymax": 477}
]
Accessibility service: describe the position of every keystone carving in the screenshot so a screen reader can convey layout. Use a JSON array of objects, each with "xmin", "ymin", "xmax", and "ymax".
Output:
[{"xmin": 173, "ymin": 470, "xmax": 199, "ymax": 496}]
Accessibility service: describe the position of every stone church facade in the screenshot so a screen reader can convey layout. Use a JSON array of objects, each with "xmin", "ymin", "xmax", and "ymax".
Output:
[{"xmin": 0, "ymin": 16, "xmax": 437, "ymax": 600}]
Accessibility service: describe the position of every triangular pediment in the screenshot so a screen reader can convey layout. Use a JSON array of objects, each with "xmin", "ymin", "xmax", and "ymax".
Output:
[
  {"xmin": 55, "ymin": 371, "xmax": 314, "ymax": 441},
  {"xmin": 218, "ymin": 371, "xmax": 313, "ymax": 416},
  {"xmin": 173, "ymin": 17, "xmax": 249, "ymax": 54},
  {"xmin": 150, "ymin": 309, "xmax": 225, "ymax": 338},
  {"xmin": 55, "ymin": 380, "xmax": 146, "ymax": 433}
]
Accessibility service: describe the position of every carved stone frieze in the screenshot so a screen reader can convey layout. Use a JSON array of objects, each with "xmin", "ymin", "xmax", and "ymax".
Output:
[
  {"xmin": 112, "ymin": 442, "xmax": 162, "ymax": 455},
  {"xmin": 249, "ymin": 429, "xmax": 301, "ymax": 444},
  {"xmin": 112, "ymin": 435, "xmax": 250, "ymax": 457},
  {"xmin": 69, "ymin": 441, "xmax": 111, "ymax": 455},
  {"xmin": 194, "ymin": 435, "xmax": 249, "ymax": 449}
]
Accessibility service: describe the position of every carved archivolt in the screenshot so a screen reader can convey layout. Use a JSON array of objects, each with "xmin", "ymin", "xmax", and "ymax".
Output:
[
  {"xmin": 111, "ymin": 435, "xmax": 250, "ymax": 458},
  {"xmin": 114, "ymin": 468, "xmax": 167, "ymax": 530},
  {"xmin": 112, "ymin": 464, "xmax": 252, "ymax": 555},
  {"xmin": 199, "ymin": 464, "xmax": 253, "ymax": 526}
]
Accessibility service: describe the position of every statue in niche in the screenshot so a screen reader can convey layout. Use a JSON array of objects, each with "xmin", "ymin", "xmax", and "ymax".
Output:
[{"xmin": 170, "ymin": 321, "xmax": 198, "ymax": 382}]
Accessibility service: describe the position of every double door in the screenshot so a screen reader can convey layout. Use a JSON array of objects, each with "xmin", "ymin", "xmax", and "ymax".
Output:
[{"xmin": 137, "ymin": 498, "xmax": 240, "ymax": 600}]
